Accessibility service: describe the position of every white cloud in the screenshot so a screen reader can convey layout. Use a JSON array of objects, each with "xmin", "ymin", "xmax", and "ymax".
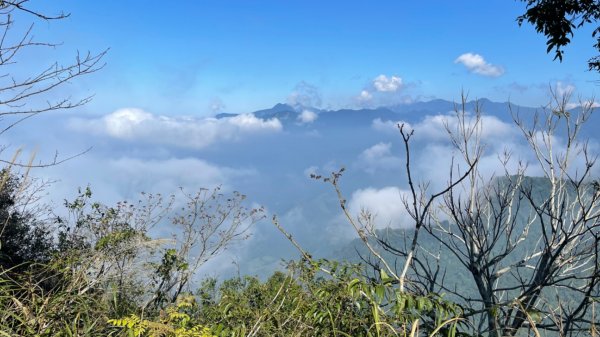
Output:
[
  {"xmin": 372, "ymin": 118, "xmax": 408, "ymax": 133},
  {"xmin": 358, "ymin": 90, "xmax": 373, "ymax": 101},
  {"xmin": 103, "ymin": 108, "xmax": 153, "ymax": 138},
  {"xmin": 356, "ymin": 74, "xmax": 410, "ymax": 107},
  {"xmin": 400, "ymin": 112, "xmax": 599, "ymax": 195},
  {"xmin": 348, "ymin": 186, "xmax": 413, "ymax": 229},
  {"xmin": 550, "ymin": 82, "xmax": 600, "ymax": 110},
  {"xmin": 106, "ymin": 157, "xmax": 254, "ymax": 193},
  {"xmin": 455, "ymin": 53, "xmax": 504, "ymax": 77},
  {"xmin": 372, "ymin": 114, "xmax": 516, "ymax": 143},
  {"xmin": 297, "ymin": 110, "xmax": 318, "ymax": 124},
  {"xmin": 36, "ymin": 154, "xmax": 256, "ymax": 223},
  {"xmin": 362, "ymin": 142, "xmax": 392, "ymax": 158},
  {"xmin": 370, "ymin": 113, "xmax": 525, "ymax": 192},
  {"xmin": 69, "ymin": 108, "xmax": 283, "ymax": 149},
  {"xmin": 566, "ymin": 100, "xmax": 600, "ymax": 110},
  {"xmin": 357, "ymin": 142, "xmax": 402, "ymax": 173},
  {"xmin": 416, "ymin": 114, "xmax": 516, "ymax": 142},
  {"xmin": 373, "ymin": 74, "xmax": 403, "ymax": 92},
  {"xmin": 555, "ymin": 81, "xmax": 576, "ymax": 98}
]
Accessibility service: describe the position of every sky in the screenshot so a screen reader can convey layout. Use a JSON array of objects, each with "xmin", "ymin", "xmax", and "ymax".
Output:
[
  {"xmin": 28, "ymin": 0, "xmax": 600, "ymax": 116},
  {"xmin": 5, "ymin": 1, "xmax": 600, "ymax": 277}
]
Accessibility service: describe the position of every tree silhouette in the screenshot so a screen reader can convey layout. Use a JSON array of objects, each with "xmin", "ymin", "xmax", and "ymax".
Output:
[{"xmin": 518, "ymin": 0, "xmax": 600, "ymax": 71}]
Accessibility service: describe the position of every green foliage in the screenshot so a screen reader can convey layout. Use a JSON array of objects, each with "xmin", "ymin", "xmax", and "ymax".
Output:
[
  {"xmin": 192, "ymin": 260, "xmax": 464, "ymax": 337},
  {"xmin": 151, "ymin": 248, "xmax": 190, "ymax": 309},
  {"xmin": 0, "ymin": 171, "xmax": 55, "ymax": 270},
  {"xmin": 517, "ymin": 0, "xmax": 600, "ymax": 71},
  {"xmin": 0, "ymin": 178, "xmax": 467, "ymax": 337},
  {"xmin": 109, "ymin": 295, "xmax": 216, "ymax": 337},
  {"xmin": 0, "ymin": 263, "xmax": 110, "ymax": 336},
  {"xmin": 0, "ymin": 254, "xmax": 466, "ymax": 337},
  {"xmin": 45, "ymin": 186, "xmax": 175, "ymax": 319}
]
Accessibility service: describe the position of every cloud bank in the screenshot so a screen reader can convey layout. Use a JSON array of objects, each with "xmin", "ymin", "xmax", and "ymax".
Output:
[{"xmin": 69, "ymin": 108, "xmax": 282, "ymax": 149}]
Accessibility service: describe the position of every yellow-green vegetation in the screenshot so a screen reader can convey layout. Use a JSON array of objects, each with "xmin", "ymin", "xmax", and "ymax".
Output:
[
  {"xmin": 0, "ymin": 175, "xmax": 464, "ymax": 337},
  {"xmin": 109, "ymin": 296, "xmax": 216, "ymax": 337},
  {"xmin": 188, "ymin": 261, "xmax": 463, "ymax": 337},
  {"xmin": 0, "ymin": 263, "xmax": 109, "ymax": 336},
  {"xmin": 105, "ymin": 260, "xmax": 464, "ymax": 337}
]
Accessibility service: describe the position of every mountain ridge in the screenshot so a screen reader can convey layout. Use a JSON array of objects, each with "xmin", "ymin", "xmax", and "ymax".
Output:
[{"xmin": 216, "ymin": 98, "xmax": 544, "ymax": 125}]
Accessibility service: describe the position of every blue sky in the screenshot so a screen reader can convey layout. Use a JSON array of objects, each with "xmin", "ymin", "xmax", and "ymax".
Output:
[{"xmin": 31, "ymin": 0, "xmax": 600, "ymax": 116}]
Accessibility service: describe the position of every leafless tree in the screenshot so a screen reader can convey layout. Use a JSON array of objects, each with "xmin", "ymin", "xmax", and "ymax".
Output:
[
  {"xmin": 0, "ymin": 0, "xmax": 106, "ymax": 167},
  {"xmin": 149, "ymin": 187, "xmax": 265, "ymax": 308},
  {"xmin": 0, "ymin": 1, "xmax": 106, "ymax": 277},
  {"xmin": 429, "ymin": 92, "xmax": 600, "ymax": 337},
  {"xmin": 331, "ymin": 92, "xmax": 600, "ymax": 337}
]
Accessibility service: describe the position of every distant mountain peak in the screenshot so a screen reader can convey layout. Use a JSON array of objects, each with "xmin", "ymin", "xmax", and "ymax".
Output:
[
  {"xmin": 215, "ymin": 112, "xmax": 238, "ymax": 119},
  {"xmin": 272, "ymin": 103, "xmax": 296, "ymax": 112}
]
